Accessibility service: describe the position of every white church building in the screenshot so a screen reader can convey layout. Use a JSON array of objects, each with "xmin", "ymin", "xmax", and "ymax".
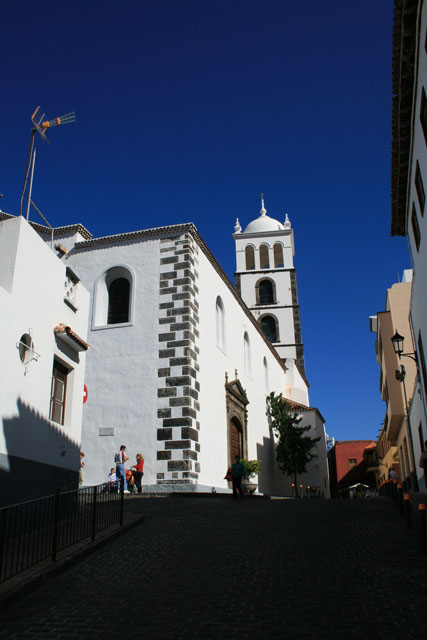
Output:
[{"xmin": 1, "ymin": 199, "xmax": 330, "ymax": 499}]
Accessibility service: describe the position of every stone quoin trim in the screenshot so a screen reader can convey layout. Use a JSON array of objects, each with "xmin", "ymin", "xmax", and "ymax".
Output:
[{"xmin": 156, "ymin": 233, "xmax": 201, "ymax": 484}]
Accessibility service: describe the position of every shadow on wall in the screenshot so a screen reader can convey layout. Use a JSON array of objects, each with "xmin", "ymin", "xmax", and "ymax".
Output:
[
  {"xmin": 0, "ymin": 398, "xmax": 80, "ymax": 507},
  {"xmin": 256, "ymin": 431, "xmax": 290, "ymax": 498}
]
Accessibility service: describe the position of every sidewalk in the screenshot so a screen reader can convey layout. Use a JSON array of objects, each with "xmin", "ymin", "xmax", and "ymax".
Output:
[{"xmin": 0, "ymin": 493, "xmax": 146, "ymax": 608}]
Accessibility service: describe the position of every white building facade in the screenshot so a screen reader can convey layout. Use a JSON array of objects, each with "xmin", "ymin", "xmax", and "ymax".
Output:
[
  {"xmin": 61, "ymin": 221, "xmax": 310, "ymax": 494},
  {"xmin": 0, "ymin": 215, "xmax": 90, "ymax": 506},
  {"xmin": 391, "ymin": 0, "xmax": 427, "ymax": 490},
  {"xmin": 1, "ymin": 199, "xmax": 329, "ymax": 498}
]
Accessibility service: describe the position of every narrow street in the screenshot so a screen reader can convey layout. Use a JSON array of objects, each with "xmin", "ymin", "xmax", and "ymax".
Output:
[{"xmin": 0, "ymin": 497, "xmax": 425, "ymax": 639}]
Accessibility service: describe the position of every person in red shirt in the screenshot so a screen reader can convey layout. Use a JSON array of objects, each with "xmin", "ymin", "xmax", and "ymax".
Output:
[{"xmin": 131, "ymin": 453, "xmax": 144, "ymax": 493}]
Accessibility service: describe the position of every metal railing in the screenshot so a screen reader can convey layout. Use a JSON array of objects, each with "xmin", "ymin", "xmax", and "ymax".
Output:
[{"xmin": 0, "ymin": 483, "xmax": 123, "ymax": 583}]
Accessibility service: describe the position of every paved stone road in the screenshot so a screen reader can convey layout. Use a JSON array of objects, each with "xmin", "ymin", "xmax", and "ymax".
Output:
[{"xmin": 0, "ymin": 497, "xmax": 426, "ymax": 639}]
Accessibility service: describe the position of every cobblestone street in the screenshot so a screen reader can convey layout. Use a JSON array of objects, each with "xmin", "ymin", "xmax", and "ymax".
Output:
[{"xmin": 0, "ymin": 496, "xmax": 426, "ymax": 639}]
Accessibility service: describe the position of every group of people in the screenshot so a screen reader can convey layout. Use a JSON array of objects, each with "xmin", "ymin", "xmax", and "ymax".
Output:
[
  {"xmin": 108, "ymin": 445, "xmax": 144, "ymax": 494},
  {"xmin": 108, "ymin": 448, "xmax": 245, "ymax": 497}
]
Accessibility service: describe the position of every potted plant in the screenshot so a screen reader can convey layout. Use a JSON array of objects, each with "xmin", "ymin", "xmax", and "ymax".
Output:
[{"xmin": 241, "ymin": 459, "xmax": 262, "ymax": 494}]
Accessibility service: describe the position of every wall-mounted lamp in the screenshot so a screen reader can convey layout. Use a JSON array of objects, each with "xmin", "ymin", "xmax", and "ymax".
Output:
[{"xmin": 390, "ymin": 329, "xmax": 419, "ymax": 491}]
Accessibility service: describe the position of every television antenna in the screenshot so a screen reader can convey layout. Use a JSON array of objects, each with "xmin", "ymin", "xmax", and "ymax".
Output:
[{"xmin": 20, "ymin": 106, "xmax": 76, "ymax": 219}]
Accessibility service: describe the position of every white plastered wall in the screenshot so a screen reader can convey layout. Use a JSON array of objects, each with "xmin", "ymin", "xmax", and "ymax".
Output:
[
  {"xmin": 407, "ymin": 2, "xmax": 427, "ymax": 467},
  {"xmin": 66, "ymin": 236, "xmax": 162, "ymax": 486},
  {"xmin": 196, "ymin": 246, "xmax": 308, "ymax": 495},
  {"xmin": 0, "ymin": 216, "xmax": 89, "ymax": 481}
]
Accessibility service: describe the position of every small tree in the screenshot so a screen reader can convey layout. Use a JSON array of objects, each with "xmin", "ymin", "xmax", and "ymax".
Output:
[{"xmin": 267, "ymin": 392, "xmax": 320, "ymax": 498}]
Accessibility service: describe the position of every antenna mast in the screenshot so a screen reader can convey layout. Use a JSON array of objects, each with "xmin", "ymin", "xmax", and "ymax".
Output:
[{"xmin": 20, "ymin": 106, "xmax": 76, "ymax": 218}]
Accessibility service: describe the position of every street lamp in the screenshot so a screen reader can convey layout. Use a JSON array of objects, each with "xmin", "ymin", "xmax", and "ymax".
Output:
[
  {"xmin": 391, "ymin": 330, "xmax": 405, "ymax": 357},
  {"xmin": 391, "ymin": 330, "xmax": 419, "ymax": 491},
  {"xmin": 391, "ymin": 330, "xmax": 418, "ymax": 362}
]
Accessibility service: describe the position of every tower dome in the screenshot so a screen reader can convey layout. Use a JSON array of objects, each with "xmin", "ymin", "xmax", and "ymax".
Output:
[{"xmin": 243, "ymin": 196, "xmax": 285, "ymax": 233}]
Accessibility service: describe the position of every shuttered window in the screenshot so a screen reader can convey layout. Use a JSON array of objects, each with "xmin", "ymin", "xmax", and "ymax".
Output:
[{"xmin": 50, "ymin": 361, "xmax": 68, "ymax": 425}]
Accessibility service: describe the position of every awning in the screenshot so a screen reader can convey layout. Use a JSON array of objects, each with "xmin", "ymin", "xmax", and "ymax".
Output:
[{"xmin": 54, "ymin": 324, "xmax": 90, "ymax": 352}]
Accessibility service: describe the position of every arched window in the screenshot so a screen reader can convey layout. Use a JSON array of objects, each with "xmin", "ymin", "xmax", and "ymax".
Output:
[
  {"xmin": 93, "ymin": 265, "xmax": 134, "ymax": 328},
  {"xmin": 263, "ymin": 357, "xmax": 269, "ymax": 392},
  {"xmin": 216, "ymin": 296, "xmax": 226, "ymax": 351},
  {"xmin": 108, "ymin": 277, "xmax": 130, "ymax": 324},
  {"xmin": 244, "ymin": 332, "xmax": 251, "ymax": 377},
  {"xmin": 274, "ymin": 243, "xmax": 284, "ymax": 268},
  {"xmin": 245, "ymin": 245, "xmax": 255, "ymax": 270},
  {"xmin": 260, "ymin": 315, "xmax": 279, "ymax": 342},
  {"xmin": 259, "ymin": 244, "xmax": 270, "ymax": 269},
  {"xmin": 258, "ymin": 279, "xmax": 275, "ymax": 305}
]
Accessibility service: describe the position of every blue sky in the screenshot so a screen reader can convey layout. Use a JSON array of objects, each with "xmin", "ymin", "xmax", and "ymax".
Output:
[{"xmin": 2, "ymin": 0, "xmax": 410, "ymax": 442}]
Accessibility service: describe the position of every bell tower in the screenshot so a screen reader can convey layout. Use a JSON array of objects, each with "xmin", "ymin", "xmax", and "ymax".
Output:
[{"xmin": 233, "ymin": 196, "xmax": 305, "ymax": 373}]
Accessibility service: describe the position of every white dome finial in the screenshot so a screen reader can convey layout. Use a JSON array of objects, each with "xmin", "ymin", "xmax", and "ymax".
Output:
[
  {"xmin": 260, "ymin": 193, "xmax": 267, "ymax": 216},
  {"xmin": 234, "ymin": 217, "xmax": 242, "ymax": 233},
  {"xmin": 284, "ymin": 213, "xmax": 291, "ymax": 229}
]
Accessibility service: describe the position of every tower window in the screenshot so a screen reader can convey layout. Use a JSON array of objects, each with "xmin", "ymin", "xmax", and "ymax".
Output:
[
  {"xmin": 93, "ymin": 265, "xmax": 134, "ymax": 328},
  {"xmin": 108, "ymin": 277, "xmax": 130, "ymax": 324},
  {"xmin": 273, "ymin": 243, "xmax": 284, "ymax": 268},
  {"xmin": 260, "ymin": 315, "xmax": 279, "ymax": 342},
  {"xmin": 257, "ymin": 279, "xmax": 275, "ymax": 305},
  {"xmin": 245, "ymin": 246, "xmax": 255, "ymax": 270},
  {"xmin": 259, "ymin": 244, "xmax": 270, "ymax": 269}
]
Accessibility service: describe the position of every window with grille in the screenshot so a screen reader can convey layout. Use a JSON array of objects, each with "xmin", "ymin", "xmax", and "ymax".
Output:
[
  {"xmin": 418, "ymin": 332, "xmax": 427, "ymax": 402},
  {"xmin": 411, "ymin": 204, "xmax": 421, "ymax": 252},
  {"xmin": 415, "ymin": 162, "xmax": 425, "ymax": 214}
]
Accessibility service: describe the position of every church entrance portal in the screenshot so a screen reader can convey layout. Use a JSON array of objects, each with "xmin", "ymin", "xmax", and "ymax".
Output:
[{"xmin": 225, "ymin": 373, "xmax": 249, "ymax": 465}]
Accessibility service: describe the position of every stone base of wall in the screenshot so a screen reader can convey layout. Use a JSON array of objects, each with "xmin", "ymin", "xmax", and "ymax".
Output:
[{"xmin": 143, "ymin": 483, "xmax": 232, "ymax": 494}]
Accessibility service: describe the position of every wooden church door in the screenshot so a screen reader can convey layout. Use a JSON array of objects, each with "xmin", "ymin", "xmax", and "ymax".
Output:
[{"xmin": 230, "ymin": 417, "xmax": 243, "ymax": 461}]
